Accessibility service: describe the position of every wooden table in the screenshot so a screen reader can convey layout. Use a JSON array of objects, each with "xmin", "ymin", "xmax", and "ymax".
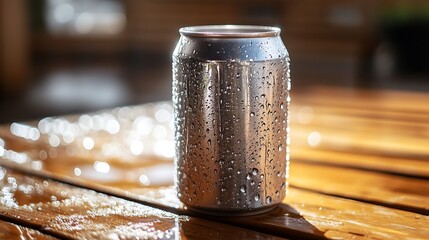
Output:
[{"xmin": 0, "ymin": 87, "xmax": 428, "ymax": 239}]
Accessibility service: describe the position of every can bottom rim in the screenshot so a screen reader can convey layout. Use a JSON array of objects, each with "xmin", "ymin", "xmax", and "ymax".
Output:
[{"xmin": 185, "ymin": 205, "xmax": 278, "ymax": 217}]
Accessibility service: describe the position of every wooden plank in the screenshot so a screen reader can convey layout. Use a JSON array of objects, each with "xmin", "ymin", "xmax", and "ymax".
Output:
[
  {"xmin": 294, "ymin": 87, "xmax": 429, "ymax": 113},
  {"xmin": 292, "ymin": 125, "xmax": 429, "ymax": 158},
  {"xmin": 293, "ymin": 148, "xmax": 429, "ymax": 179},
  {"xmin": 1, "ymin": 144, "xmax": 429, "ymax": 238},
  {"xmin": 291, "ymin": 107, "xmax": 429, "ymax": 138},
  {"xmin": 290, "ymin": 162, "xmax": 429, "ymax": 215},
  {"xmin": 2, "ymin": 162, "xmax": 429, "ymax": 240},
  {"xmin": 283, "ymin": 188, "xmax": 429, "ymax": 240},
  {"xmin": 0, "ymin": 96, "xmax": 428, "ymax": 207},
  {"xmin": 2, "ymin": 132, "xmax": 429, "ymax": 214},
  {"xmin": 3, "ymin": 152, "xmax": 429, "ymax": 239},
  {"xmin": 89, "ymin": 186, "xmax": 429, "ymax": 240},
  {"xmin": 289, "ymin": 87, "xmax": 429, "ymax": 177},
  {"xmin": 1, "ymin": 88, "xmax": 429, "ymax": 238},
  {"xmin": 2, "ymin": 147, "xmax": 429, "ymax": 217},
  {"xmin": 2, "ymin": 102, "xmax": 428, "ymax": 179},
  {"xmin": 292, "ymin": 104, "xmax": 429, "ymax": 125},
  {"xmin": 0, "ymin": 219, "xmax": 57, "ymax": 240},
  {"xmin": 0, "ymin": 167, "xmax": 282, "ymax": 240}
]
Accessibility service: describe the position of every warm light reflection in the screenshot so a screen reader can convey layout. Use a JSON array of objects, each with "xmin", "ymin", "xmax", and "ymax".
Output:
[
  {"xmin": 39, "ymin": 150, "xmax": 48, "ymax": 160},
  {"xmin": 298, "ymin": 106, "xmax": 314, "ymax": 124},
  {"xmin": 92, "ymin": 115, "xmax": 103, "ymax": 131},
  {"xmin": 79, "ymin": 114, "xmax": 93, "ymax": 131},
  {"xmin": 155, "ymin": 104, "xmax": 173, "ymax": 123},
  {"xmin": 49, "ymin": 149, "xmax": 58, "ymax": 158},
  {"xmin": 10, "ymin": 123, "xmax": 40, "ymax": 141},
  {"xmin": 144, "ymin": 164, "xmax": 174, "ymax": 186},
  {"xmin": 153, "ymin": 125, "xmax": 168, "ymax": 140},
  {"xmin": 139, "ymin": 174, "xmax": 150, "ymax": 186},
  {"xmin": 308, "ymin": 131, "xmax": 322, "ymax": 147},
  {"xmin": 1, "ymin": 149, "xmax": 28, "ymax": 164},
  {"xmin": 105, "ymin": 119, "xmax": 120, "ymax": 134},
  {"xmin": 133, "ymin": 116, "xmax": 154, "ymax": 136},
  {"xmin": 74, "ymin": 167, "xmax": 82, "ymax": 176},
  {"xmin": 49, "ymin": 135, "xmax": 61, "ymax": 147},
  {"xmin": 83, "ymin": 137, "xmax": 95, "ymax": 150},
  {"xmin": 155, "ymin": 140, "xmax": 175, "ymax": 158},
  {"xmin": 31, "ymin": 160, "xmax": 43, "ymax": 171},
  {"xmin": 101, "ymin": 143, "xmax": 118, "ymax": 157},
  {"xmin": 3, "ymin": 102, "xmax": 178, "ymax": 187},
  {"xmin": 130, "ymin": 141, "xmax": 144, "ymax": 156},
  {"xmin": 38, "ymin": 117, "xmax": 52, "ymax": 134},
  {"xmin": 63, "ymin": 131, "xmax": 75, "ymax": 144},
  {"xmin": 0, "ymin": 167, "xmax": 5, "ymax": 180},
  {"xmin": 94, "ymin": 161, "xmax": 110, "ymax": 174},
  {"xmin": 34, "ymin": 102, "xmax": 176, "ymax": 161}
]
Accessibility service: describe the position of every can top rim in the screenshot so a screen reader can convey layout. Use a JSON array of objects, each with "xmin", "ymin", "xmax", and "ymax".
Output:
[{"xmin": 179, "ymin": 25, "xmax": 281, "ymax": 38}]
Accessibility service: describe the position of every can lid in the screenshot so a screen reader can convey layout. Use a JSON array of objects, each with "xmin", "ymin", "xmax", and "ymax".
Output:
[{"xmin": 179, "ymin": 25, "xmax": 281, "ymax": 38}]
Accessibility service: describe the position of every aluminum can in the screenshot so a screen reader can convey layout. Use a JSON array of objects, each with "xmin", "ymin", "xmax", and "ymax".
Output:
[{"xmin": 172, "ymin": 25, "xmax": 290, "ymax": 215}]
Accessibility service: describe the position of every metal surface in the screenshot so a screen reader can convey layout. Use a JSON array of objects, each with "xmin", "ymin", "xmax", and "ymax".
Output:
[
  {"xmin": 179, "ymin": 25, "xmax": 280, "ymax": 38},
  {"xmin": 172, "ymin": 25, "xmax": 290, "ymax": 214}
]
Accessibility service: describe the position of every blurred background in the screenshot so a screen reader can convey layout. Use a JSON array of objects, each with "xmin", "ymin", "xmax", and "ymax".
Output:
[{"xmin": 0, "ymin": 0, "xmax": 428, "ymax": 123}]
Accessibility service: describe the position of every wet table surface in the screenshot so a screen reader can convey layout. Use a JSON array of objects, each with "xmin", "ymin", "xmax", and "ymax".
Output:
[{"xmin": 1, "ymin": 87, "xmax": 428, "ymax": 239}]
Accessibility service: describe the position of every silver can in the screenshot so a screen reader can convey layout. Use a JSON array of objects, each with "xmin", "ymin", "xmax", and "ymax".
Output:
[{"xmin": 173, "ymin": 25, "xmax": 290, "ymax": 215}]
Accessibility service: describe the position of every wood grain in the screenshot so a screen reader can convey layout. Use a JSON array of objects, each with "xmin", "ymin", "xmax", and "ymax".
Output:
[
  {"xmin": 0, "ymin": 219, "xmax": 57, "ymax": 240},
  {"xmin": 1, "ymin": 87, "xmax": 429, "ymax": 239},
  {"xmin": 3, "ymin": 161, "xmax": 429, "ymax": 240},
  {"xmin": 114, "ymin": 186, "xmax": 429, "ymax": 240},
  {"xmin": 0, "ymin": 167, "xmax": 282, "ymax": 240},
  {"xmin": 293, "ymin": 148, "xmax": 429, "ymax": 179},
  {"xmin": 290, "ymin": 162, "xmax": 429, "ymax": 214}
]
